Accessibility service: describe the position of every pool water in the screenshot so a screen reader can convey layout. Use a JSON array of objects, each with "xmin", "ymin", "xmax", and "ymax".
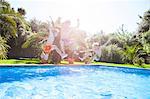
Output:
[{"xmin": 0, "ymin": 66, "xmax": 150, "ymax": 99}]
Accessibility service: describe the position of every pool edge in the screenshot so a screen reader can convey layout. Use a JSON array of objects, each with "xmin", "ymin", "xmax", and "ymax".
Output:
[{"xmin": 0, "ymin": 64, "xmax": 150, "ymax": 70}]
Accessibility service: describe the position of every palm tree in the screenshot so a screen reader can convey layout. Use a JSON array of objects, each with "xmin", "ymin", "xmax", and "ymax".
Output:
[
  {"xmin": 0, "ymin": 1, "xmax": 17, "ymax": 39},
  {"xmin": 121, "ymin": 44, "xmax": 139, "ymax": 64},
  {"xmin": 0, "ymin": 36, "xmax": 9, "ymax": 59},
  {"xmin": 0, "ymin": 1, "xmax": 29, "ymax": 39},
  {"xmin": 0, "ymin": 1, "xmax": 32, "ymax": 58}
]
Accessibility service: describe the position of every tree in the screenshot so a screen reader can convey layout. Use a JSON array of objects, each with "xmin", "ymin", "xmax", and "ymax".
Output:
[
  {"xmin": 0, "ymin": 1, "xmax": 17, "ymax": 39},
  {"xmin": 137, "ymin": 9, "xmax": 150, "ymax": 33},
  {"xmin": 0, "ymin": 1, "xmax": 33, "ymax": 59},
  {"xmin": 117, "ymin": 10, "xmax": 150, "ymax": 65},
  {"xmin": 0, "ymin": 1, "xmax": 30, "ymax": 39},
  {"xmin": 131, "ymin": 9, "xmax": 150, "ymax": 64}
]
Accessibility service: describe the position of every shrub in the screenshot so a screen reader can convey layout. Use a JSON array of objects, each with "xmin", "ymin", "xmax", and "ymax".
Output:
[
  {"xmin": 100, "ymin": 44, "xmax": 123, "ymax": 63},
  {"xmin": 133, "ymin": 57, "xmax": 145, "ymax": 66}
]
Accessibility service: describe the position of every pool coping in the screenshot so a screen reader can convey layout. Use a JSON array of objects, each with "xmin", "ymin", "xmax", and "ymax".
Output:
[{"xmin": 0, "ymin": 64, "xmax": 150, "ymax": 70}]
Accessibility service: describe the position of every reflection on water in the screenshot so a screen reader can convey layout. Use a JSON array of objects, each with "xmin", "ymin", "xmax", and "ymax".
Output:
[{"xmin": 0, "ymin": 66, "xmax": 150, "ymax": 99}]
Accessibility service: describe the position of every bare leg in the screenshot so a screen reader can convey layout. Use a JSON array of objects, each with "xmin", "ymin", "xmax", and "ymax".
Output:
[
  {"xmin": 51, "ymin": 45, "xmax": 62, "ymax": 55},
  {"xmin": 51, "ymin": 45, "xmax": 67, "ymax": 59},
  {"xmin": 40, "ymin": 52, "xmax": 49, "ymax": 63},
  {"xmin": 60, "ymin": 40, "xmax": 65, "ymax": 53}
]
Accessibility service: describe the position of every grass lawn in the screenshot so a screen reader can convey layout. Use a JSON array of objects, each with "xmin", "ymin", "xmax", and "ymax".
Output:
[
  {"xmin": 0, "ymin": 59, "xmax": 150, "ymax": 69},
  {"xmin": 0, "ymin": 59, "xmax": 40, "ymax": 64}
]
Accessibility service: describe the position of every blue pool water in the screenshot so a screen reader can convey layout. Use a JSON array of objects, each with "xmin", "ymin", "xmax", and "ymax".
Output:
[{"xmin": 0, "ymin": 65, "xmax": 150, "ymax": 99}]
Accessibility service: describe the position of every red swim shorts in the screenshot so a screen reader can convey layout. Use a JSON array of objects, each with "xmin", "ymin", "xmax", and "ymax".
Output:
[{"xmin": 43, "ymin": 44, "xmax": 52, "ymax": 54}]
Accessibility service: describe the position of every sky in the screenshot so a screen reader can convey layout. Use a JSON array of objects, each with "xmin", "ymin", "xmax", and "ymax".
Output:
[{"xmin": 8, "ymin": 0, "xmax": 150, "ymax": 35}]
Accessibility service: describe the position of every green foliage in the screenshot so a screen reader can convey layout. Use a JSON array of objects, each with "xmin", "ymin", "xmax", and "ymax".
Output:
[
  {"xmin": 121, "ymin": 44, "xmax": 139, "ymax": 64},
  {"xmin": 22, "ymin": 32, "xmax": 47, "ymax": 48},
  {"xmin": 0, "ymin": 36, "xmax": 9, "ymax": 59},
  {"xmin": 0, "ymin": 14, "xmax": 17, "ymax": 38},
  {"xmin": 113, "ymin": 24, "xmax": 133, "ymax": 48},
  {"xmin": 113, "ymin": 23, "xmax": 150, "ymax": 65},
  {"xmin": 0, "ymin": 1, "xmax": 36, "ymax": 58},
  {"xmin": 0, "ymin": 1, "xmax": 29, "ymax": 39},
  {"xmin": 101, "ymin": 44, "xmax": 123, "ymax": 63},
  {"xmin": 137, "ymin": 9, "xmax": 150, "ymax": 33},
  {"xmin": 22, "ymin": 19, "xmax": 50, "ymax": 50},
  {"xmin": 141, "ymin": 31, "xmax": 150, "ymax": 53},
  {"xmin": 89, "ymin": 31, "xmax": 110, "ymax": 46},
  {"xmin": 130, "ymin": 10, "xmax": 150, "ymax": 64},
  {"xmin": 129, "ymin": 30, "xmax": 150, "ymax": 64},
  {"xmin": 30, "ymin": 18, "xmax": 49, "ymax": 33},
  {"xmin": 116, "ymin": 25, "xmax": 133, "ymax": 43},
  {"xmin": 133, "ymin": 57, "xmax": 145, "ymax": 66},
  {"xmin": 89, "ymin": 23, "xmax": 149, "ymax": 65}
]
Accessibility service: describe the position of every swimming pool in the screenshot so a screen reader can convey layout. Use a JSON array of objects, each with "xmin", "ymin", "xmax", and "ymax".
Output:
[{"xmin": 0, "ymin": 65, "xmax": 150, "ymax": 99}]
